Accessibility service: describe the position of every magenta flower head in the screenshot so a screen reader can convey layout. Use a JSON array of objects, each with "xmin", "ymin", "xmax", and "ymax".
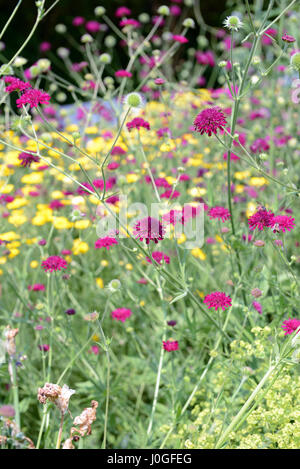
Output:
[
  {"xmin": 248, "ymin": 208, "xmax": 274, "ymax": 231},
  {"xmin": 133, "ymin": 216, "xmax": 165, "ymax": 244},
  {"xmin": 111, "ymin": 308, "xmax": 132, "ymax": 322},
  {"xmin": 282, "ymin": 33, "xmax": 296, "ymax": 43},
  {"xmin": 208, "ymin": 206, "xmax": 231, "ymax": 222},
  {"xmin": 115, "ymin": 69, "xmax": 132, "ymax": 78},
  {"xmin": 172, "ymin": 35, "xmax": 188, "ymax": 44},
  {"xmin": 41, "ymin": 255, "xmax": 67, "ymax": 273},
  {"xmin": 18, "ymin": 151, "xmax": 40, "ymax": 168},
  {"xmin": 72, "ymin": 16, "xmax": 85, "ymax": 26},
  {"xmin": 271, "ymin": 215, "xmax": 295, "ymax": 233},
  {"xmin": 252, "ymin": 301, "xmax": 262, "ymax": 314},
  {"xmin": 85, "ymin": 20, "xmax": 100, "ymax": 33},
  {"xmin": 163, "ymin": 340, "xmax": 179, "ymax": 352},
  {"xmin": 204, "ymin": 291, "xmax": 232, "ymax": 311},
  {"xmin": 282, "ymin": 318, "xmax": 300, "ymax": 336},
  {"xmin": 194, "ymin": 107, "xmax": 227, "ymax": 136},
  {"xmin": 95, "ymin": 237, "xmax": 118, "ymax": 250},
  {"xmin": 16, "ymin": 88, "xmax": 51, "ymax": 108},
  {"xmin": 146, "ymin": 251, "xmax": 170, "ymax": 265},
  {"xmin": 126, "ymin": 117, "xmax": 150, "ymax": 132},
  {"xmin": 115, "ymin": 6, "xmax": 131, "ymax": 17},
  {"xmin": 4, "ymin": 76, "xmax": 31, "ymax": 93},
  {"xmin": 39, "ymin": 344, "xmax": 50, "ymax": 352}
]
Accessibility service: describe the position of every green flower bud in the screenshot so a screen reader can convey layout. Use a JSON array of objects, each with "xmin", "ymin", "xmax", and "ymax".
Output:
[
  {"xmin": 138, "ymin": 13, "xmax": 150, "ymax": 23},
  {"xmin": 158, "ymin": 5, "xmax": 170, "ymax": 16},
  {"xmin": 55, "ymin": 24, "xmax": 67, "ymax": 34},
  {"xmin": 13, "ymin": 56, "xmax": 27, "ymax": 67},
  {"xmin": 291, "ymin": 52, "xmax": 300, "ymax": 72},
  {"xmin": 94, "ymin": 6, "xmax": 105, "ymax": 16},
  {"xmin": 183, "ymin": 18, "xmax": 195, "ymax": 29},
  {"xmin": 57, "ymin": 47, "xmax": 69, "ymax": 59},
  {"xmin": 81, "ymin": 34, "xmax": 93, "ymax": 44},
  {"xmin": 104, "ymin": 35, "xmax": 116, "ymax": 48},
  {"xmin": 99, "ymin": 53, "xmax": 111, "ymax": 64},
  {"xmin": 108, "ymin": 279, "xmax": 121, "ymax": 292}
]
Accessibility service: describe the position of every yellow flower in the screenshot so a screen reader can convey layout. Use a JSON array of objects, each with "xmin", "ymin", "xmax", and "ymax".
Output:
[
  {"xmin": 126, "ymin": 173, "xmax": 139, "ymax": 183},
  {"xmin": 30, "ymin": 260, "xmax": 38, "ymax": 268},
  {"xmin": 0, "ymin": 269, "xmax": 3, "ymax": 276},
  {"xmin": 53, "ymin": 217, "xmax": 73, "ymax": 230},
  {"xmin": 8, "ymin": 211, "xmax": 27, "ymax": 226},
  {"xmin": 0, "ymin": 231, "xmax": 20, "ymax": 241},
  {"xmin": 249, "ymin": 177, "xmax": 268, "ymax": 187},
  {"xmin": 8, "ymin": 248, "xmax": 19, "ymax": 258},
  {"xmin": 74, "ymin": 219, "xmax": 90, "ymax": 230},
  {"xmin": 21, "ymin": 172, "xmax": 44, "ymax": 185},
  {"xmin": 101, "ymin": 260, "xmax": 109, "ymax": 267},
  {"xmin": 7, "ymin": 198, "xmax": 28, "ymax": 210},
  {"xmin": 191, "ymin": 248, "xmax": 206, "ymax": 260},
  {"xmin": 72, "ymin": 239, "xmax": 89, "ymax": 255},
  {"xmin": 126, "ymin": 263, "xmax": 133, "ymax": 271},
  {"xmin": 188, "ymin": 187, "xmax": 207, "ymax": 197},
  {"xmin": 0, "ymin": 183, "xmax": 14, "ymax": 193},
  {"xmin": 96, "ymin": 278, "xmax": 104, "ymax": 288},
  {"xmin": 0, "ymin": 257, "xmax": 6, "ymax": 265}
]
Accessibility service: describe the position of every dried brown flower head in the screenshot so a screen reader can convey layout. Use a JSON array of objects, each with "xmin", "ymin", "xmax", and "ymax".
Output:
[
  {"xmin": 62, "ymin": 400, "xmax": 98, "ymax": 449},
  {"xmin": 4, "ymin": 326, "xmax": 19, "ymax": 356},
  {"xmin": 37, "ymin": 383, "xmax": 75, "ymax": 415}
]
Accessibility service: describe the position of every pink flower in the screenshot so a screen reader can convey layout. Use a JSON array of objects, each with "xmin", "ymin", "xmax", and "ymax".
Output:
[
  {"xmin": 154, "ymin": 78, "xmax": 165, "ymax": 85},
  {"xmin": 248, "ymin": 209, "xmax": 274, "ymax": 231},
  {"xmin": 282, "ymin": 33, "xmax": 296, "ymax": 43},
  {"xmin": 282, "ymin": 318, "xmax": 300, "ymax": 336},
  {"xmin": 111, "ymin": 308, "xmax": 132, "ymax": 322},
  {"xmin": 95, "ymin": 237, "xmax": 118, "ymax": 250},
  {"xmin": 115, "ymin": 7, "xmax": 131, "ymax": 17},
  {"xmin": 28, "ymin": 283, "xmax": 45, "ymax": 292},
  {"xmin": 18, "ymin": 151, "xmax": 40, "ymax": 167},
  {"xmin": 271, "ymin": 215, "xmax": 295, "ymax": 233},
  {"xmin": 126, "ymin": 117, "xmax": 150, "ymax": 131},
  {"xmin": 160, "ymin": 189, "xmax": 181, "ymax": 199},
  {"xmin": 4, "ymin": 76, "xmax": 31, "ymax": 93},
  {"xmin": 41, "ymin": 256, "xmax": 67, "ymax": 273},
  {"xmin": 111, "ymin": 146, "xmax": 126, "ymax": 155},
  {"xmin": 119, "ymin": 19, "xmax": 140, "ymax": 28},
  {"xmin": 204, "ymin": 291, "xmax": 232, "ymax": 311},
  {"xmin": 208, "ymin": 206, "xmax": 231, "ymax": 222},
  {"xmin": 40, "ymin": 41, "xmax": 51, "ymax": 52},
  {"xmin": 133, "ymin": 217, "xmax": 165, "ymax": 244},
  {"xmin": 39, "ymin": 344, "xmax": 50, "ymax": 352},
  {"xmin": 172, "ymin": 35, "xmax": 188, "ymax": 44},
  {"xmin": 251, "ymin": 288, "xmax": 262, "ymax": 298},
  {"xmin": 115, "ymin": 69, "xmax": 132, "ymax": 78},
  {"xmin": 16, "ymin": 88, "xmax": 51, "ymax": 108},
  {"xmin": 252, "ymin": 301, "xmax": 262, "ymax": 314},
  {"xmin": 72, "ymin": 16, "xmax": 85, "ymax": 26},
  {"xmin": 146, "ymin": 251, "xmax": 170, "ymax": 265},
  {"xmin": 194, "ymin": 107, "xmax": 227, "ymax": 136},
  {"xmin": 163, "ymin": 340, "xmax": 179, "ymax": 352},
  {"xmin": 85, "ymin": 21, "xmax": 100, "ymax": 33}
]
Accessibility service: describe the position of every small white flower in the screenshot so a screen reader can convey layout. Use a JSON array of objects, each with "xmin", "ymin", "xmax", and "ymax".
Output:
[
  {"xmin": 223, "ymin": 15, "xmax": 243, "ymax": 32},
  {"xmin": 123, "ymin": 92, "xmax": 146, "ymax": 109}
]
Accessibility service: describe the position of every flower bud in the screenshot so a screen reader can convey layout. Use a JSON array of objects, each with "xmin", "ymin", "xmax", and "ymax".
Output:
[
  {"xmin": 158, "ymin": 5, "xmax": 170, "ymax": 16},
  {"xmin": 183, "ymin": 18, "xmax": 195, "ymax": 28},
  {"xmin": 94, "ymin": 6, "xmax": 106, "ymax": 16},
  {"xmin": 55, "ymin": 24, "xmax": 67, "ymax": 34},
  {"xmin": 99, "ymin": 53, "xmax": 111, "ymax": 64}
]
